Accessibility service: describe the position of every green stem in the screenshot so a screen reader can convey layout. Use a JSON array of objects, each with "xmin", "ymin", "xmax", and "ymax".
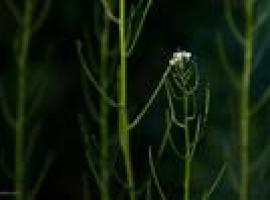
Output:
[
  {"xmin": 240, "ymin": 0, "xmax": 253, "ymax": 199},
  {"xmin": 184, "ymin": 95, "xmax": 191, "ymax": 200},
  {"xmin": 118, "ymin": 0, "xmax": 135, "ymax": 200},
  {"xmin": 100, "ymin": 7, "xmax": 110, "ymax": 200},
  {"xmin": 16, "ymin": 0, "xmax": 33, "ymax": 199}
]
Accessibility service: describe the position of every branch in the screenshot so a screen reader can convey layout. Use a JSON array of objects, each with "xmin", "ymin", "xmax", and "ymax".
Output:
[
  {"xmin": 135, "ymin": 179, "xmax": 152, "ymax": 196},
  {"xmin": 128, "ymin": 0, "xmax": 146, "ymax": 22},
  {"xmin": 83, "ymin": 28, "xmax": 99, "ymax": 73},
  {"xmin": 217, "ymin": 34, "xmax": 240, "ymax": 89},
  {"xmin": 158, "ymin": 109, "xmax": 185, "ymax": 160},
  {"xmin": 78, "ymin": 114, "xmax": 103, "ymax": 189},
  {"xmin": 27, "ymin": 79, "xmax": 48, "ymax": 119},
  {"xmin": 172, "ymin": 74, "xmax": 187, "ymax": 94},
  {"xmin": 76, "ymin": 41, "xmax": 118, "ymax": 107},
  {"xmin": 112, "ymin": 168, "xmax": 130, "ymax": 189},
  {"xmin": 25, "ymin": 123, "xmax": 42, "ymax": 166},
  {"xmin": 165, "ymin": 78, "xmax": 183, "ymax": 100},
  {"xmin": 202, "ymin": 163, "xmax": 227, "ymax": 200},
  {"xmin": 254, "ymin": 2, "xmax": 270, "ymax": 31},
  {"xmin": 81, "ymin": 72, "xmax": 101, "ymax": 123},
  {"xmin": 165, "ymin": 80, "xmax": 185, "ymax": 129},
  {"xmin": 146, "ymin": 180, "xmax": 152, "ymax": 200},
  {"xmin": 4, "ymin": 0, "xmax": 21, "ymax": 23},
  {"xmin": 250, "ymin": 143, "xmax": 270, "ymax": 173},
  {"xmin": 158, "ymin": 109, "xmax": 172, "ymax": 158},
  {"xmin": 30, "ymin": 154, "xmax": 54, "ymax": 199},
  {"xmin": 224, "ymin": 0, "xmax": 245, "ymax": 44},
  {"xmin": 187, "ymin": 94, "xmax": 197, "ymax": 121},
  {"xmin": 148, "ymin": 147, "xmax": 167, "ymax": 200},
  {"xmin": 250, "ymin": 85, "xmax": 270, "ymax": 116},
  {"xmin": 126, "ymin": 2, "xmax": 142, "ymax": 44},
  {"xmin": 254, "ymin": 33, "xmax": 270, "ymax": 70},
  {"xmin": 168, "ymin": 134, "xmax": 184, "ymax": 160},
  {"xmin": 32, "ymin": 0, "xmax": 51, "ymax": 32},
  {"xmin": 190, "ymin": 115, "xmax": 202, "ymax": 159},
  {"xmin": 128, "ymin": 66, "xmax": 172, "ymax": 130},
  {"xmin": 99, "ymin": 0, "xmax": 119, "ymax": 24},
  {"xmin": 126, "ymin": 0, "xmax": 153, "ymax": 57},
  {"xmin": 204, "ymin": 85, "xmax": 210, "ymax": 123},
  {"xmin": 188, "ymin": 61, "xmax": 200, "ymax": 94},
  {"xmin": 228, "ymin": 164, "xmax": 239, "ymax": 192}
]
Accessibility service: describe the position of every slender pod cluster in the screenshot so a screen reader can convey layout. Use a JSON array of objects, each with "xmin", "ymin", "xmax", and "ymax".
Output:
[
  {"xmin": 218, "ymin": 0, "xmax": 270, "ymax": 199},
  {"xmin": 78, "ymin": 0, "xmax": 154, "ymax": 199},
  {"xmin": 148, "ymin": 50, "xmax": 226, "ymax": 200},
  {"xmin": 1, "ymin": 0, "xmax": 52, "ymax": 200}
]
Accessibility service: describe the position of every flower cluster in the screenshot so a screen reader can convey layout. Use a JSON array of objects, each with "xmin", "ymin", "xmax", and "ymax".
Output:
[{"xmin": 169, "ymin": 50, "xmax": 192, "ymax": 66}]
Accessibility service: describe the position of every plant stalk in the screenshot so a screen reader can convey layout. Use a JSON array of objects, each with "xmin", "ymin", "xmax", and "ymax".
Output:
[
  {"xmin": 100, "ymin": 5, "xmax": 110, "ymax": 200},
  {"xmin": 118, "ymin": 0, "xmax": 135, "ymax": 199},
  {"xmin": 16, "ymin": 0, "xmax": 33, "ymax": 199},
  {"xmin": 184, "ymin": 95, "xmax": 191, "ymax": 200},
  {"xmin": 240, "ymin": 0, "xmax": 253, "ymax": 199}
]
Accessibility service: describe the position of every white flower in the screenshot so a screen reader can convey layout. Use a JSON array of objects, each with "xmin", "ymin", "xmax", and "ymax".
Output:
[{"xmin": 169, "ymin": 50, "xmax": 192, "ymax": 66}]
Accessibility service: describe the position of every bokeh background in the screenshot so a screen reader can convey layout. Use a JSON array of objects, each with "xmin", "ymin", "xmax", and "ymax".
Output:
[{"xmin": 1, "ymin": 0, "xmax": 270, "ymax": 199}]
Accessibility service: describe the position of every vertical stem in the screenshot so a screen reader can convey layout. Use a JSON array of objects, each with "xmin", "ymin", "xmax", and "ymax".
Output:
[
  {"xmin": 183, "ymin": 95, "xmax": 190, "ymax": 200},
  {"xmin": 240, "ymin": 0, "xmax": 253, "ymax": 199},
  {"xmin": 16, "ymin": 0, "xmax": 32, "ymax": 199},
  {"xmin": 118, "ymin": 0, "xmax": 135, "ymax": 200},
  {"xmin": 100, "ymin": 5, "xmax": 110, "ymax": 200}
]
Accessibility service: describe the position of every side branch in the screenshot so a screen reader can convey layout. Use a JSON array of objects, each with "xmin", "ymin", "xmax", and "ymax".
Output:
[
  {"xmin": 149, "ymin": 148, "xmax": 167, "ymax": 200},
  {"xmin": 202, "ymin": 163, "xmax": 227, "ymax": 200},
  {"xmin": 30, "ymin": 154, "xmax": 54, "ymax": 199},
  {"xmin": 76, "ymin": 41, "xmax": 118, "ymax": 107},
  {"xmin": 32, "ymin": 0, "xmax": 51, "ymax": 32},
  {"xmin": 79, "ymin": 114, "xmax": 103, "ymax": 189},
  {"xmin": 126, "ymin": 0, "xmax": 153, "ymax": 57},
  {"xmin": 250, "ymin": 85, "xmax": 270, "ymax": 116},
  {"xmin": 99, "ymin": 0, "xmax": 119, "ymax": 24},
  {"xmin": 254, "ymin": 2, "xmax": 270, "ymax": 31},
  {"xmin": 128, "ymin": 66, "xmax": 172, "ymax": 130},
  {"xmin": 217, "ymin": 34, "xmax": 240, "ymax": 89},
  {"xmin": 4, "ymin": 0, "xmax": 21, "ymax": 23},
  {"xmin": 224, "ymin": 0, "xmax": 245, "ymax": 45}
]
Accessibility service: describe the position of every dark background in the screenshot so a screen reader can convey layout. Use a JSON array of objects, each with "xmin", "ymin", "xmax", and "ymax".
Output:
[{"xmin": 1, "ymin": 0, "xmax": 270, "ymax": 199}]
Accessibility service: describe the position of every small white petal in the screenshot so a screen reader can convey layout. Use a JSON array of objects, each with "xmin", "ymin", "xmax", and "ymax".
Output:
[
  {"xmin": 169, "ymin": 50, "xmax": 192, "ymax": 66},
  {"xmin": 169, "ymin": 58, "xmax": 177, "ymax": 66}
]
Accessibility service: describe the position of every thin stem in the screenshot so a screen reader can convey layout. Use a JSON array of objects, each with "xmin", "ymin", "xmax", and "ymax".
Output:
[
  {"xmin": 29, "ymin": 154, "xmax": 53, "ymax": 200},
  {"xmin": 250, "ymin": 85, "xmax": 270, "ymax": 116},
  {"xmin": 99, "ymin": 4, "xmax": 110, "ymax": 199},
  {"xmin": 16, "ymin": 0, "xmax": 33, "ymax": 199},
  {"xmin": 158, "ymin": 109, "xmax": 172, "ymax": 158},
  {"xmin": 148, "ymin": 148, "xmax": 167, "ymax": 200},
  {"xmin": 79, "ymin": 114, "xmax": 103, "ymax": 190},
  {"xmin": 77, "ymin": 41, "xmax": 118, "ymax": 107},
  {"xmin": 224, "ymin": 0, "xmax": 245, "ymax": 45},
  {"xmin": 216, "ymin": 34, "xmax": 240, "ymax": 89},
  {"xmin": 254, "ymin": 2, "xmax": 270, "ymax": 31},
  {"xmin": 32, "ymin": 0, "xmax": 51, "ymax": 32},
  {"xmin": 129, "ymin": 66, "xmax": 172, "ymax": 130},
  {"xmin": 4, "ymin": 0, "xmax": 21, "ymax": 23},
  {"xmin": 126, "ymin": 0, "xmax": 153, "ymax": 57},
  {"xmin": 183, "ymin": 95, "xmax": 191, "ymax": 200},
  {"xmin": 202, "ymin": 164, "xmax": 227, "ymax": 200},
  {"xmin": 118, "ymin": 0, "xmax": 135, "ymax": 199},
  {"xmin": 240, "ymin": 0, "xmax": 253, "ymax": 199},
  {"xmin": 99, "ymin": 0, "xmax": 119, "ymax": 24}
]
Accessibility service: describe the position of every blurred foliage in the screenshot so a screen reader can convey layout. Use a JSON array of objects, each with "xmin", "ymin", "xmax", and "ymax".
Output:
[{"xmin": 0, "ymin": 0, "xmax": 270, "ymax": 199}]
